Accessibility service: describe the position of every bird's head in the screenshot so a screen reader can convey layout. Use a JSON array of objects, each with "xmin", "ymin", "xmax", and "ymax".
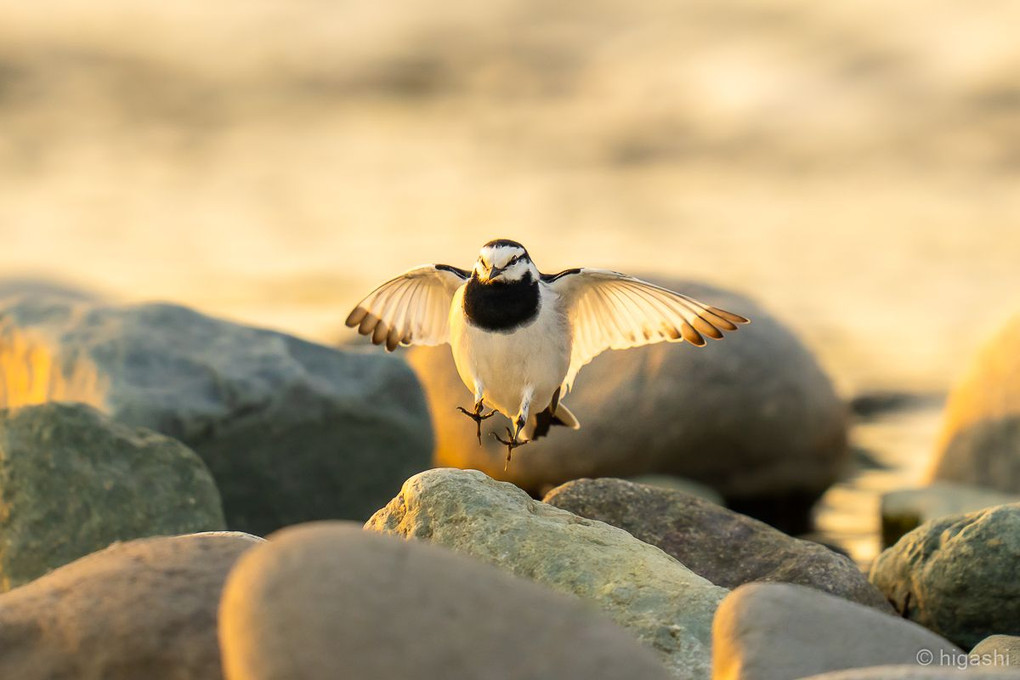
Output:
[{"xmin": 473, "ymin": 239, "xmax": 537, "ymax": 284}]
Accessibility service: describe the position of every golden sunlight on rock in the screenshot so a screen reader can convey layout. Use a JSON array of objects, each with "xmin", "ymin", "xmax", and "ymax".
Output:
[
  {"xmin": 929, "ymin": 314, "xmax": 1020, "ymax": 494},
  {"xmin": 0, "ymin": 329, "xmax": 106, "ymax": 410}
]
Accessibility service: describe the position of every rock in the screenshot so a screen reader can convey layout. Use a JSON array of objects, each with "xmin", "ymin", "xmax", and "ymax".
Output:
[
  {"xmin": 931, "ymin": 314, "xmax": 1020, "ymax": 493},
  {"xmin": 0, "ymin": 532, "xmax": 262, "ymax": 680},
  {"xmin": 881, "ymin": 483, "xmax": 1020, "ymax": 548},
  {"xmin": 0, "ymin": 276, "xmax": 102, "ymax": 302},
  {"xmin": 796, "ymin": 667, "xmax": 1020, "ymax": 679},
  {"xmin": 220, "ymin": 522, "xmax": 671, "ymax": 680},
  {"xmin": 970, "ymin": 636, "xmax": 1020, "ymax": 668},
  {"xmin": 407, "ymin": 279, "xmax": 847, "ymax": 533},
  {"xmin": 712, "ymin": 583, "xmax": 962, "ymax": 680},
  {"xmin": 624, "ymin": 474, "xmax": 725, "ymax": 505},
  {"xmin": 543, "ymin": 478, "xmax": 890, "ymax": 610},
  {"xmin": 0, "ymin": 295, "xmax": 432, "ymax": 535},
  {"xmin": 366, "ymin": 468, "xmax": 727, "ymax": 679},
  {"xmin": 0, "ymin": 402, "xmax": 225, "ymax": 591},
  {"xmin": 869, "ymin": 504, "xmax": 1020, "ymax": 649}
]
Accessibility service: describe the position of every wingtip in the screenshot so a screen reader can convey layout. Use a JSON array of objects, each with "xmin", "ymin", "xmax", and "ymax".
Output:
[
  {"xmin": 680, "ymin": 321, "xmax": 707, "ymax": 347},
  {"xmin": 345, "ymin": 306, "xmax": 368, "ymax": 328},
  {"xmin": 356, "ymin": 312, "xmax": 380, "ymax": 337},
  {"xmin": 708, "ymin": 306, "xmax": 750, "ymax": 326},
  {"xmin": 371, "ymin": 320, "xmax": 390, "ymax": 346}
]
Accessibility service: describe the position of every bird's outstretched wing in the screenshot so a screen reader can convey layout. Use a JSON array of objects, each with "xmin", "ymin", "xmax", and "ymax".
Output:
[
  {"xmin": 345, "ymin": 264, "xmax": 470, "ymax": 351},
  {"xmin": 545, "ymin": 268, "xmax": 749, "ymax": 391}
]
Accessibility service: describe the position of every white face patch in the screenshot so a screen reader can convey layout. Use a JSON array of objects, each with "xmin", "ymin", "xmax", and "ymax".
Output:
[
  {"xmin": 480, "ymin": 244, "xmax": 524, "ymax": 269},
  {"xmin": 475, "ymin": 243, "xmax": 535, "ymax": 283},
  {"xmin": 496, "ymin": 259, "xmax": 532, "ymax": 282}
]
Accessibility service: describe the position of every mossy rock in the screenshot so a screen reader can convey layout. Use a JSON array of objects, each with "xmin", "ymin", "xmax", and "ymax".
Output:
[{"xmin": 0, "ymin": 402, "xmax": 225, "ymax": 590}]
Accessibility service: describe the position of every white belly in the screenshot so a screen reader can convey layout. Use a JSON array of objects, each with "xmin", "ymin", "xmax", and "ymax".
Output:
[{"xmin": 449, "ymin": 284, "xmax": 570, "ymax": 419}]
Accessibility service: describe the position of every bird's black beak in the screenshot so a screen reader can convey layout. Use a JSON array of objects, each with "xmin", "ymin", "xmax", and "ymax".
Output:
[{"xmin": 479, "ymin": 265, "xmax": 504, "ymax": 283}]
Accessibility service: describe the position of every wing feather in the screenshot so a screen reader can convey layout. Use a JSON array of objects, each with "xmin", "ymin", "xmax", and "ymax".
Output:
[
  {"xmin": 547, "ymin": 269, "xmax": 749, "ymax": 390},
  {"xmin": 385, "ymin": 278, "xmax": 418, "ymax": 351},
  {"xmin": 345, "ymin": 264, "xmax": 469, "ymax": 350}
]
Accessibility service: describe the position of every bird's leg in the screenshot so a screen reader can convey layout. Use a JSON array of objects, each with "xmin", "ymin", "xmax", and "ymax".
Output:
[
  {"xmin": 493, "ymin": 427, "xmax": 527, "ymax": 471},
  {"xmin": 456, "ymin": 384, "xmax": 495, "ymax": 446},
  {"xmin": 456, "ymin": 403, "xmax": 496, "ymax": 445},
  {"xmin": 494, "ymin": 388, "xmax": 532, "ymax": 471}
]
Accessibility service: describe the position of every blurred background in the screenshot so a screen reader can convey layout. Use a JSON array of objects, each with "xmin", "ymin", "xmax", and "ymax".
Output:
[{"xmin": 1, "ymin": 0, "xmax": 1018, "ymax": 562}]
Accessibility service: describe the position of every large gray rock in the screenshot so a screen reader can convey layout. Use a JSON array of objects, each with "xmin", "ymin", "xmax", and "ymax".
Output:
[
  {"xmin": 0, "ymin": 295, "xmax": 432, "ymax": 535},
  {"xmin": 625, "ymin": 474, "xmax": 725, "ymax": 504},
  {"xmin": 0, "ymin": 276, "xmax": 102, "ymax": 302},
  {"xmin": 881, "ymin": 483, "xmax": 1020, "ymax": 548},
  {"xmin": 796, "ymin": 667, "xmax": 1020, "ymax": 679},
  {"xmin": 869, "ymin": 504, "xmax": 1020, "ymax": 649},
  {"xmin": 0, "ymin": 532, "xmax": 262, "ymax": 680},
  {"xmin": 712, "ymin": 583, "xmax": 962, "ymax": 680},
  {"xmin": 931, "ymin": 314, "xmax": 1020, "ymax": 493},
  {"xmin": 0, "ymin": 402, "xmax": 224, "ymax": 591},
  {"xmin": 366, "ymin": 468, "xmax": 727, "ymax": 680},
  {"xmin": 407, "ymin": 280, "xmax": 847, "ymax": 533},
  {"xmin": 543, "ymin": 478, "xmax": 889, "ymax": 610},
  {"xmin": 220, "ymin": 522, "xmax": 671, "ymax": 680},
  {"xmin": 970, "ymin": 636, "xmax": 1020, "ymax": 668}
]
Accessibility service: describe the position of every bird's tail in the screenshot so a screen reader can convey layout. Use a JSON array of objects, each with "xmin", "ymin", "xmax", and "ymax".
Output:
[{"xmin": 523, "ymin": 402, "xmax": 580, "ymax": 441}]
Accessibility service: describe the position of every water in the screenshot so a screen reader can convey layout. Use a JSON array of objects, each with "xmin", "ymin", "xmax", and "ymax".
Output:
[{"xmin": 814, "ymin": 398, "xmax": 946, "ymax": 566}]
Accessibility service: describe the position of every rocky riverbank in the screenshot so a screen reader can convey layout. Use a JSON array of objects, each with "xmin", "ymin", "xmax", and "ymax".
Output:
[{"xmin": 0, "ymin": 293, "xmax": 1018, "ymax": 678}]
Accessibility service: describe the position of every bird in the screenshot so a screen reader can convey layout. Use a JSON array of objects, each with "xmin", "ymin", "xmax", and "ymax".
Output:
[{"xmin": 345, "ymin": 239, "xmax": 749, "ymax": 469}]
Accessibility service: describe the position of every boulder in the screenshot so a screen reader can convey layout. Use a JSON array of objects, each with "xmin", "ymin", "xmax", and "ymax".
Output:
[
  {"xmin": 930, "ymin": 314, "xmax": 1020, "ymax": 493},
  {"xmin": 543, "ymin": 478, "xmax": 889, "ymax": 610},
  {"xmin": 0, "ymin": 402, "xmax": 224, "ymax": 590},
  {"xmin": 0, "ymin": 532, "xmax": 262, "ymax": 680},
  {"xmin": 881, "ymin": 483, "xmax": 1020, "ymax": 548},
  {"xmin": 712, "ymin": 583, "xmax": 962, "ymax": 680},
  {"xmin": 0, "ymin": 277, "xmax": 102, "ymax": 302},
  {"xmin": 219, "ymin": 522, "xmax": 671, "ymax": 680},
  {"xmin": 366, "ymin": 468, "xmax": 727, "ymax": 679},
  {"xmin": 869, "ymin": 504, "xmax": 1020, "ymax": 649},
  {"xmin": 407, "ymin": 279, "xmax": 847, "ymax": 533},
  {"xmin": 625, "ymin": 474, "xmax": 725, "ymax": 504},
  {"xmin": 970, "ymin": 636, "xmax": 1020, "ymax": 669},
  {"xmin": 0, "ymin": 295, "xmax": 432, "ymax": 535}
]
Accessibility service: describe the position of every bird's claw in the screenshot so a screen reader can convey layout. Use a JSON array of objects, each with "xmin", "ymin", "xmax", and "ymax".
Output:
[
  {"xmin": 456, "ymin": 405, "xmax": 496, "ymax": 445},
  {"xmin": 492, "ymin": 427, "xmax": 527, "ymax": 471}
]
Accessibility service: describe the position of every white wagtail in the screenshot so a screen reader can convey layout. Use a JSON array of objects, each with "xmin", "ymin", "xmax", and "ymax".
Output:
[{"xmin": 346, "ymin": 239, "xmax": 748, "ymax": 467}]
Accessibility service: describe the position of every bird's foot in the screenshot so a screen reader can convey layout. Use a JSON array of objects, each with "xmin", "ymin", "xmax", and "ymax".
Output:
[
  {"xmin": 493, "ymin": 427, "xmax": 527, "ymax": 471},
  {"xmin": 457, "ymin": 405, "xmax": 497, "ymax": 445}
]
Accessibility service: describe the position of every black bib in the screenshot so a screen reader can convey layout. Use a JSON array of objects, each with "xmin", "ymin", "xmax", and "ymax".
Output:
[{"xmin": 463, "ymin": 274, "xmax": 540, "ymax": 332}]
